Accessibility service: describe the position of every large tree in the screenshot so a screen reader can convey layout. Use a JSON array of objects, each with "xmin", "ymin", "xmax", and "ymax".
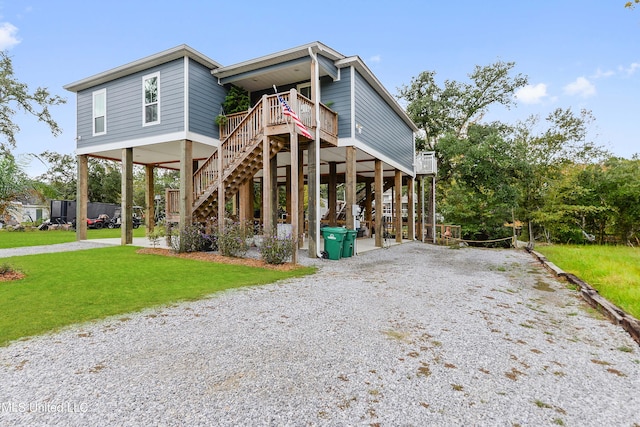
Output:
[
  {"xmin": 398, "ymin": 60, "xmax": 528, "ymax": 150},
  {"xmin": 0, "ymin": 51, "xmax": 66, "ymax": 153}
]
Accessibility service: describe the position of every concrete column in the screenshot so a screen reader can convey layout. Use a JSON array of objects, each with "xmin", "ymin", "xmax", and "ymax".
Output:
[
  {"xmin": 121, "ymin": 147, "xmax": 133, "ymax": 245},
  {"xmin": 76, "ymin": 154, "xmax": 88, "ymax": 241}
]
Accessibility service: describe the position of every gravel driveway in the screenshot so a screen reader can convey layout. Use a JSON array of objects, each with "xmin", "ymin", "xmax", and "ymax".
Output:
[{"xmin": 0, "ymin": 242, "xmax": 638, "ymax": 426}]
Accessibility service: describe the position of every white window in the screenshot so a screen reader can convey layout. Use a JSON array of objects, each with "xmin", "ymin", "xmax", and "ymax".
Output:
[
  {"xmin": 297, "ymin": 82, "xmax": 311, "ymax": 99},
  {"xmin": 92, "ymin": 89, "xmax": 106, "ymax": 135},
  {"xmin": 143, "ymin": 72, "xmax": 160, "ymax": 126}
]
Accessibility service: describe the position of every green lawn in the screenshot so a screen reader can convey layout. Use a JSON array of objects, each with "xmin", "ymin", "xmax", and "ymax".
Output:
[
  {"xmin": 536, "ymin": 244, "xmax": 640, "ymax": 319},
  {"xmin": 0, "ymin": 246, "xmax": 314, "ymax": 346},
  {"xmin": 0, "ymin": 227, "xmax": 147, "ymax": 248}
]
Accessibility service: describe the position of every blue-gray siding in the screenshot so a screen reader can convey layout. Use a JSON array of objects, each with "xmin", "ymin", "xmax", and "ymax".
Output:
[
  {"xmin": 76, "ymin": 59, "xmax": 185, "ymax": 150},
  {"xmin": 318, "ymin": 54, "xmax": 338, "ymax": 80},
  {"xmin": 354, "ymin": 70, "xmax": 414, "ymax": 171},
  {"xmin": 188, "ymin": 59, "xmax": 225, "ymax": 138},
  {"xmin": 321, "ymin": 67, "xmax": 352, "ymax": 139}
]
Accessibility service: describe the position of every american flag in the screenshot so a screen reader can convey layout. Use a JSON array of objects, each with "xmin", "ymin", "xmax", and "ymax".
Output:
[{"xmin": 277, "ymin": 94, "xmax": 313, "ymax": 139}]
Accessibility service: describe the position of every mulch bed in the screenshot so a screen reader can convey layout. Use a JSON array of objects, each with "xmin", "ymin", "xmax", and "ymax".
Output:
[
  {"xmin": 136, "ymin": 248, "xmax": 302, "ymax": 271},
  {"xmin": 0, "ymin": 271, "xmax": 26, "ymax": 282}
]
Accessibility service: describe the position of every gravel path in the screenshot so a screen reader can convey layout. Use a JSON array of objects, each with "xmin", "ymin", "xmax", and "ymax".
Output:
[{"xmin": 0, "ymin": 242, "xmax": 638, "ymax": 426}]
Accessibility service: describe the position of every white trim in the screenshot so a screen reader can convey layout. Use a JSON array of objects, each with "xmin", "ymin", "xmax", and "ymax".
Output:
[
  {"xmin": 142, "ymin": 72, "xmax": 161, "ymax": 126},
  {"xmin": 75, "ymin": 131, "xmax": 219, "ymax": 156},
  {"xmin": 184, "ymin": 57, "xmax": 189, "ymax": 132},
  {"xmin": 350, "ymin": 66, "xmax": 356, "ymax": 139},
  {"xmin": 92, "ymin": 88, "xmax": 107, "ymax": 136},
  {"xmin": 296, "ymin": 82, "xmax": 311, "ymax": 98}
]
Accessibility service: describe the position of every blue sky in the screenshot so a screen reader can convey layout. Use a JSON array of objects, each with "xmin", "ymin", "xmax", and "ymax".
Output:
[{"xmin": 2, "ymin": 0, "xmax": 638, "ymax": 176}]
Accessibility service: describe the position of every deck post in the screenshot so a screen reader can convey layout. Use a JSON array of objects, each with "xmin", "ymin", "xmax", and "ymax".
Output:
[
  {"xmin": 407, "ymin": 176, "xmax": 415, "ymax": 240},
  {"xmin": 76, "ymin": 154, "xmax": 88, "ymax": 241},
  {"xmin": 217, "ymin": 141, "xmax": 225, "ymax": 233},
  {"xmin": 374, "ymin": 159, "xmax": 383, "ymax": 247},
  {"xmin": 179, "ymin": 139, "xmax": 194, "ymax": 236},
  {"xmin": 345, "ymin": 146, "xmax": 357, "ymax": 230},
  {"xmin": 307, "ymin": 138, "xmax": 318, "ymax": 257},
  {"xmin": 262, "ymin": 136, "xmax": 273, "ymax": 234},
  {"xmin": 145, "ymin": 164, "xmax": 155, "ymax": 235},
  {"xmin": 328, "ymin": 162, "xmax": 337, "ymax": 226},
  {"xmin": 365, "ymin": 178, "xmax": 372, "ymax": 236},
  {"xmin": 395, "ymin": 170, "xmax": 402, "ymax": 243},
  {"xmin": 290, "ymin": 132, "xmax": 299, "ymax": 263},
  {"xmin": 297, "ymin": 144, "xmax": 305, "ymax": 249},
  {"xmin": 270, "ymin": 152, "xmax": 278, "ymax": 227},
  {"xmin": 121, "ymin": 147, "xmax": 134, "ymax": 245},
  {"xmin": 416, "ymin": 177, "xmax": 424, "ymax": 242}
]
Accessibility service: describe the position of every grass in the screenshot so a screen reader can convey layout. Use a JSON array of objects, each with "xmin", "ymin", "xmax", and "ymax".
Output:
[
  {"xmin": 0, "ymin": 246, "xmax": 314, "ymax": 346},
  {"xmin": 536, "ymin": 244, "xmax": 640, "ymax": 319},
  {"xmin": 0, "ymin": 227, "xmax": 147, "ymax": 248}
]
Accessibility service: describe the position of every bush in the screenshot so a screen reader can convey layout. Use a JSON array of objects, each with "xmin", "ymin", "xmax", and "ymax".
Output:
[
  {"xmin": 173, "ymin": 223, "xmax": 208, "ymax": 253},
  {"xmin": 218, "ymin": 219, "xmax": 253, "ymax": 258},
  {"xmin": 0, "ymin": 263, "xmax": 15, "ymax": 275},
  {"xmin": 259, "ymin": 230, "xmax": 296, "ymax": 264}
]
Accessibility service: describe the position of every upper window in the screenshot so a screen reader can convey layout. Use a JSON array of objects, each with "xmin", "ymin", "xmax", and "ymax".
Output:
[
  {"xmin": 143, "ymin": 72, "xmax": 160, "ymax": 126},
  {"xmin": 92, "ymin": 89, "xmax": 106, "ymax": 136},
  {"xmin": 297, "ymin": 82, "xmax": 311, "ymax": 99}
]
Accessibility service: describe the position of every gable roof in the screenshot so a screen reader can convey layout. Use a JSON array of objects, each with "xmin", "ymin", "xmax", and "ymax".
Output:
[{"xmin": 64, "ymin": 45, "xmax": 222, "ymax": 93}]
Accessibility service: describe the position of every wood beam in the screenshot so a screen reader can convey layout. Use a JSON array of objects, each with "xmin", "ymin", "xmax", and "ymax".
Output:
[
  {"xmin": 375, "ymin": 159, "xmax": 383, "ymax": 247},
  {"xmin": 290, "ymin": 132, "xmax": 299, "ymax": 263},
  {"xmin": 345, "ymin": 146, "xmax": 356, "ymax": 230},
  {"xmin": 395, "ymin": 170, "xmax": 402, "ymax": 243},
  {"xmin": 328, "ymin": 162, "xmax": 337, "ymax": 226},
  {"xmin": 121, "ymin": 147, "xmax": 133, "ymax": 245},
  {"xmin": 407, "ymin": 176, "xmax": 415, "ymax": 240},
  {"xmin": 76, "ymin": 155, "xmax": 88, "ymax": 241},
  {"xmin": 145, "ymin": 164, "xmax": 155, "ymax": 235},
  {"xmin": 180, "ymin": 140, "xmax": 194, "ymax": 232}
]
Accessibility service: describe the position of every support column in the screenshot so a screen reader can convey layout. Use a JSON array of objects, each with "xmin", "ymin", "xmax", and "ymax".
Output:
[
  {"xmin": 298, "ymin": 145, "xmax": 305, "ymax": 249},
  {"xmin": 407, "ymin": 176, "xmax": 415, "ymax": 240},
  {"xmin": 239, "ymin": 178, "xmax": 252, "ymax": 224},
  {"xmin": 417, "ymin": 177, "xmax": 424, "ymax": 242},
  {"xmin": 374, "ymin": 160, "xmax": 383, "ymax": 247},
  {"xmin": 217, "ymin": 142, "xmax": 225, "ymax": 233},
  {"xmin": 271, "ymin": 153, "xmax": 278, "ymax": 227},
  {"xmin": 328, "ymin": 162, "xmax": 337, "ymax": 226},
  {"xmin": 395, "ymin": 170, "xmax": 402, "ymax": 243},
  {"xmin": 290, "ymin": 132, "xmax": 299, "ymax": 263},
  {"xmin": 262, "ymin": 136, "xmax": 273, "ymax": 234},
  {"xmin": 365, "ymin": 178, "xmax": 372, "ymax": 237},
  {"xmin": 121, "ymin": 147, "xmax": 134, "ymax": 245},
  {"xmin": 285, "ymin": 165, "xmax": 292, "ymax": 224},
  {"xmin": 145, "ymin": 164, "xmax": 155, "ymax": 235},
  {"xmin": 345, "ymin": 146, "xmax": 357, "ymax": 230},
  {"xmin": 76, "ymin": 154, "xmax": 88, "ymax": 241},
  {"xmin": 179, "ymin": 140, "xmax": 194, "ymax": 231},
  {"xmin": 307, "ymin": 139, "xmax": 318, "ymax": 257}
]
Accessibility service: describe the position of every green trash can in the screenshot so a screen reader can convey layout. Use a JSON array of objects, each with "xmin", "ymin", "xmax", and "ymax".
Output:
[
  {"xmin": 342, "ymin": 229, "xmax": 358, "ymax": 258},
  {"xmin": 321, "ymin": 227, "xmax": 347, "ymax": 260}
]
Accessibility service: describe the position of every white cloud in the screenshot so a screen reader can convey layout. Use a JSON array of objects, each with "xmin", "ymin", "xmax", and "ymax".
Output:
[
  {"xmin": 592, "ymin": 68, "xmax": 615, "ymax": 79},
  {"xmin": 368, "ymin": 54, "xmax": 381, "ymax": 64},
  {"xmin": 0, "ymin": 22, "xmax": 20, "ymax": 50},
  {"xmin": 514, "ymin": 83, "xmax": 548, "ymax": 104},
  {"xmin": 563, "ymin": 76, "xmax": 596, "ymax": 98},
  {"xmin": 620, "ymin": 62, "xmax": 640, "ymax": 76}
]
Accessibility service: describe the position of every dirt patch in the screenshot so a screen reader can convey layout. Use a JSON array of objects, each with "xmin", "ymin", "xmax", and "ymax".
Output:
[
  {"xmin": 136, "ymin": 248, "xmax": 302, "ymax": 271},
  {"xmin": 0, "ymin": 271, "xmax": 25, "ymax": 282}
]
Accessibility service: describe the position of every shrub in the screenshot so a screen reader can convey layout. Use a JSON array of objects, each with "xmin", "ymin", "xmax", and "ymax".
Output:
[
  {"xmin": 0, "ymin": 263, "xmax": 15, "ymax": 275},
  {"xmin": 259, "ymin": 230, "xmax": 296, "ymax": 264},
  {"xmin": 173, "ymin": 223, "xmax": 208, "ymax": 253},
  {"xmin": 218, "ymin": 219, "xmax": 253, "ymax": 258}
]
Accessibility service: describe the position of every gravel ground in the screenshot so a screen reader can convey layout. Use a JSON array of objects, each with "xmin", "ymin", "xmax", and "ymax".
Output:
[{"xmin": 0, "ymin": 242, "xmax": 638, "ymax": 426}]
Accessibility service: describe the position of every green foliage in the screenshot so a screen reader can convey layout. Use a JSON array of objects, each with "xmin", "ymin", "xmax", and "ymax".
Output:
[
  {"xmin": 259, "ymin": 229, "xmax": 296, "ymax": 264},
  {"xmin": 218, "ymin": 219, "xmax": 253, "ymax": 257},
  {"xmin": 0, "ymin": 153, "xmax": 31, "ymax": 218},
  {"xmin": 172, "ymin": 223, "xmax": 209, "ymax": 253},
  {"xmin": 216, "ymin": 85, "xmax": 250, "ymax": 126},
  {"xmin": 537, "ymin": 244, "xmax": 640, "ymax": 319},
  {"xmin": 0, "ymin": 246, "xmax": 314, "ymax": 346},
  {"xmin": 0, "ymin": 51, "xmax": 66, "ymax": 153},
  {"xmin": 0, "ymin": 262, "xmax": 15, "ymax": 275}
]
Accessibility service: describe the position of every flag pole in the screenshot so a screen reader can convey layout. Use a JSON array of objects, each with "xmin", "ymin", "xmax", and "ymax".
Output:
[{"xmin": 273, "ymin": 85, "xmax": 296, "ymax": 135}]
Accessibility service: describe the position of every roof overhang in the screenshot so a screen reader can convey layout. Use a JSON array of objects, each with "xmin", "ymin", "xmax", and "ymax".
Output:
[{"xmin": 64, "ymin": 45, "xmax": 222, "ymax": 93}]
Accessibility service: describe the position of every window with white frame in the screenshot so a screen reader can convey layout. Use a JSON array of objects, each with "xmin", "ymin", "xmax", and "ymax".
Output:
[
  {"xmin": 92, "ymin": 89, "xmax": 106, "ymax": 135},
  {"xmin": 143, "ymin": 72, "xmax": 160, "ymax": 125}
]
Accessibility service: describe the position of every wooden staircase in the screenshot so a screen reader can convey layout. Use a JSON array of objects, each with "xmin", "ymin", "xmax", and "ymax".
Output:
[
  {"xmin": 165, "ymin": 90, "xmax": 338, "ymax": 224},
  {"xmin": 191, "ymin": 96, "xmax": 285, "ymax": 222}
]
